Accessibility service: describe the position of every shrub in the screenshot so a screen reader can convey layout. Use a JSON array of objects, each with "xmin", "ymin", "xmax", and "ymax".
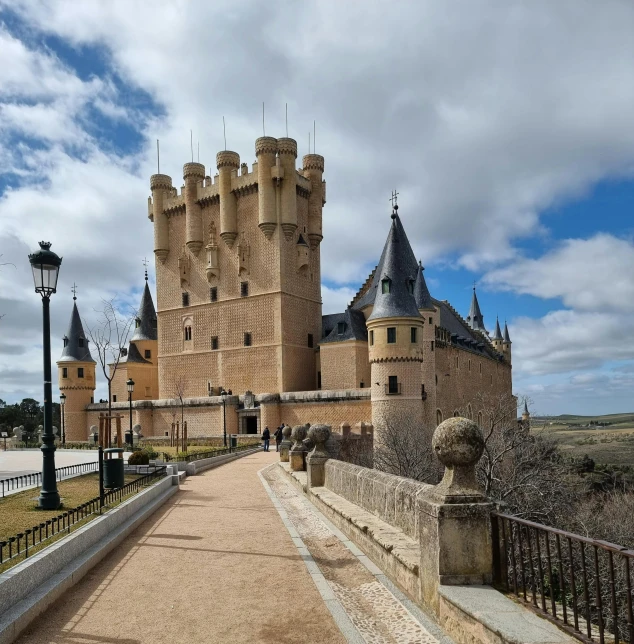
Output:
[
  {"xmin": 128, "ymin": 451, "xmax": 150, "ymax": 465},
  {"xmin": 142, "ymin": 445, "xmax": 160, "ymax": 459}
]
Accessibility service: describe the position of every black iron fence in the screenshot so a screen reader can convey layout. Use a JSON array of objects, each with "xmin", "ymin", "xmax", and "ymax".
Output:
[
  {"xmin": 1, "ymin": 461, "xmax": 99, "ymax": 497},
  {"xmin": 492, "ymin": 511, "xmax": 634, "ymax": 643},
  {"xmin": 160, "ymin": 442, "xmax": 260, "ymax": 463},
  {"xmin": 0, "ymin": 467, "xmax": 166, "ymax": 568}
]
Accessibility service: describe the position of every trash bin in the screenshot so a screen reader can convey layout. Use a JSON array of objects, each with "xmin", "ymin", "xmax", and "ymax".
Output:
[
  {"xmin": 103, "ymin": 448, "xmax": 125, "ymax": 489},
  {"xmin": 124, "ymin": 431, "xmax": 133, "ymax": 446},
  {"xmin": 230, "ymin": 435, "xmax": 238, "ymax": 449}
]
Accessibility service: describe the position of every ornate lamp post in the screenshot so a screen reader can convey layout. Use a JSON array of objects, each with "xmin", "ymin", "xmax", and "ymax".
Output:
[
  {"xmin": 60, "ymin": 392, "xmax": 66, "ymax": 445},
  {"xmin": 28, "ymin": 241, "xmax": 62, "ymax": 510},
  {"xmin": 126, "ymin": 378, "xmax": 135, "ymax": 450},
  {"xmin": 220, "ymin": 388, "xmax": 227, "ymax": 447}
]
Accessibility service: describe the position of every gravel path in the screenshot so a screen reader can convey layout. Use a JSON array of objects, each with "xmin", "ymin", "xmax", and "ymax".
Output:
[{"xmin": 16, "ymin": 451, "xmax": 345, "ymax": 644}]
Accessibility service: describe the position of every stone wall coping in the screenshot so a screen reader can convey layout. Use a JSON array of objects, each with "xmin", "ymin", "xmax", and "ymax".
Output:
[{"xmin": 278, "ymin": 389, "xmax": 370, "ymax": 403}]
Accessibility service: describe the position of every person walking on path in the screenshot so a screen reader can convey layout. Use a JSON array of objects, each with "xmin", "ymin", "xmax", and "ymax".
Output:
[
  {"xmin": 273, "ymin": 423, "xmax": 284, "ymax": 452},
  {"xmin": 262, "ymin": 426, "xmax": 271, "ymax": 452}
]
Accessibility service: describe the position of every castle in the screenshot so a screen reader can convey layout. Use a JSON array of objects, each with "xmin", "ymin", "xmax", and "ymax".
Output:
[{"xmin": 57, "ymin": 135, "xmax": 513, "ymax": 442}]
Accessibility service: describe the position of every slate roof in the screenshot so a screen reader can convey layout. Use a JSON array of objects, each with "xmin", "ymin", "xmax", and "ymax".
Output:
[
  {"xmin": 321, "ymin": 307, "xmax": 368, "ymax": 344},
  {"xmin": 126, "ymin": 342, "xmax": 151, "ymax": 364},
  {"xmin": 130, "ymin": 280, "xmax": 158, "ymax": 342},
  {"xmin": 59, "ymin": 301, "xmax": 95, "ymax": 363},
  {"xmin": 413, "ymin": 260, "xmax": 433, "ymax": 310},
  {"xmin": 503, "ymin": 321, "xmax": 511, "ymax": 343},
  {"xmin": 367, "ymin": 210, "xmax": 421, "ymax": 321},
  {"xmin": 493, "ymin": 318, "xmax": 503, "ymax": 340},
  {"xmin": 466, "ymin": 287, "xmax": 486, "ymax": 333}
]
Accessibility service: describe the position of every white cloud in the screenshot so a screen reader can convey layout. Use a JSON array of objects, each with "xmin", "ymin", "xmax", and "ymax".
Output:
[{"xmin": 321, "ymin": 285, "xmax": 357, "ymax": 315}]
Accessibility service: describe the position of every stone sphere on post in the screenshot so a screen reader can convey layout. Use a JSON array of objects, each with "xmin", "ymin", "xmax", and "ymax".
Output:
[
  {"xmin": 282, "ymin": 425, "xmax": 292, "ymax": 441},
  {"xmin": 290, "ymin": 424, "xmax": 308, "ymax": 451},
  {"xmin": 307, "ymin": 424, "xmax": 331, "ymax": 458},
  {"xmin": 432, "ymin": 417, "xmax": 485, "ymax": 501}
]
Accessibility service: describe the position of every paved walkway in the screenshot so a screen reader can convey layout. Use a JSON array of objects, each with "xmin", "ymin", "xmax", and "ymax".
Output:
[{"xmin": 15, "ymin": 451, "xmax": 453, "ymax": 643}]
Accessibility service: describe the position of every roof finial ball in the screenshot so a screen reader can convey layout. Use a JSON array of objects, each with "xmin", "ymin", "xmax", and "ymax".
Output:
[{"xmin": 432, "ymin": 417, "xmax": 485, "ymax": 502}]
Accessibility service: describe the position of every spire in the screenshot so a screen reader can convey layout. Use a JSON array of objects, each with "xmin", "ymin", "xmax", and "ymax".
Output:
[
  {"xmin": 413, "ymin": 260, "xmax": 433, "ymax": 310},
  {"xmin": 131, "ymin": 280, "xmax": 158, "ymax": 342},
  {"xmin": 493, "ymin": 317, "xmax": 503, "ymax": 340},
  {"xmin": 59, "ymin": 300, "xmax": 95, "ymax": 363},
  {"xmin": 524, "ymin": 400, "xmax": 529, "ymax": 414},
  {"xmin": 503, "ymin": 320, "xmax": 511, "ymax": 343},
  {"xmin": 467, "ymin": 285, "xmax": 486, "ymax": 333},
  {"xmin": 368, "ymin": 206, "xmax": 421, "ymax": 321}
]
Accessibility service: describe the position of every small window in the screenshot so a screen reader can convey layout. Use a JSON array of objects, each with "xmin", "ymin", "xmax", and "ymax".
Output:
[
  {"xmin": 479, "ymin": 363, "xmax": 482, "ymax": 374},
  {"xmin": 429, "ymin": 317, "xmax": 432, "ymax": 325},
  {"xmin": 145, "ymin": 350, "xmax": 151, "ymax": 359},
  {"xmin": 410, "ymin": 327, "xmax": 417, "ymax": 343},
  {"xmin": 77, "ymin": 367, "xmax": 84, "ymax": 378},
  {"xmin": 210, "ymin": 287, "xmax": 218, "ymax": 302},
  {"xmin": 436, "ymin": 409, "xmax": 443, "ymax": 426},
  {"xmin": 360, "ymin": 382, "xmax": 364, "ymax": 388},
  {"xmin": 244, "ymin": 332, "xmax": 252, "ymax": 346},
  {"xmin": 387, "ymin": 327, "xmax": 396, "ymax": 344},
  {"xmin": 78, "ymin": 338, "xmax": 85, "ymax": 348},
  {"xmin": 435, "ymin": 374, "xmax": 438, "ymax": 384},
  {"xmin": 453, "ymin": 410, "xmax": 459, "ymax": 417},
  {"xmin": 135, "ymin": 318, "xmax": 141, "ymax": 328},
  {"xmin": 455, "ymin": 356, "xmax": 459, "ymax": 368},
  {"xmin": 337, "ymin": 322, "xmax": 345, "ymax": 335},
  {"xmin": 478, "ymin": 412, "xmax": 483, "ymax": 427},
  {"xmin": 468, "ymin": 359, "xmax": 471, "ymax": 372},
  {"xmin": 388, "ymin": 375, "xmax": 399, "ymax": 394},
  {"xmin": 62, "ymin": 367, "xmax": 68, "ymax": 378},
  {"xmin": 152, "ymin": 318, "xmax": 157, "ymax": 329},
  {"xmin": 90, "ymin": 397, "xmax": 94, "ymax": 404},
  {"xmin": 240, "ymin": 282, "xmax": 249, "ymax": 297},
  {"xmin": 317, "ymin": 371, "xmax": 322, "ymax": 389},
  {"xmin": 63, "ymin": 337, "xmax": 68, "ymax": 347},
  {"xmin": 307, "ymin": 333, "xmax": 314, "ymax": 348},
  {"xmin": 182, "ymin": 292, "xmax": 190, "ymax": 307},
  {"xmin": 408, "ymin": 280, "xmax": 414, "ymax": 294},
  {"xmin": 113, "ymin": 395, "xmax": 117, "ymax": 402},
  {"xmin": 211, "ymin": 336, "xmax": 219, "ymax": 350},
  {"xmin": 381, "ymin": 278, "xmax": 391, "ymax": 294},
  {"xmin": 369, "ymin": 330, "xmax": 374, "ymax": 346},
  {"xmin": 184, "ymin": 326, "xmax": 192, "ymax": 341},
  {"xmin": 431, "ymin": 341, "xmax": 434, "ymax": 351}
]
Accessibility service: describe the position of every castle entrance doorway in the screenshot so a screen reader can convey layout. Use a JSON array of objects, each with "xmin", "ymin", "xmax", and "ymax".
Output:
[{"xmin": 245, "ymin": 417, "xmax": 258, "ymax": 434}]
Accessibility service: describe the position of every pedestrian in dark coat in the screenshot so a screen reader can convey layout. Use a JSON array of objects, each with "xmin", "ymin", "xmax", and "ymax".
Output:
[{"xmin": 262, "ymin": 426, "xmax": 271, "ymax": 452}]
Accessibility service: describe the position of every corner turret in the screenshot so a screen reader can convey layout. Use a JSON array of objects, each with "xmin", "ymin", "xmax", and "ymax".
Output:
[
  {"xmin": 466, "ymin": 286, "xmax": 486, "ymax": 333},
  {"xmin": 502, "ymin": 320, "xmax": 512, "ymax": 363},
  {"xmin": 492, "ymin": 317, "xmax": 504, "ymax": 354}
]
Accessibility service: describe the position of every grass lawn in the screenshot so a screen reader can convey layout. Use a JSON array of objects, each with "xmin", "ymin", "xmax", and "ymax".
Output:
[{"xmin": 0, "ymin": 472, "xmax": 140, "ymax": 544}]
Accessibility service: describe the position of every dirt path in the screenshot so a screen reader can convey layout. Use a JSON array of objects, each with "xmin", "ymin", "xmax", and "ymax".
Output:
[{"xmin": 16, "ymin": 451, "xmax": 345, "ymax": 644}]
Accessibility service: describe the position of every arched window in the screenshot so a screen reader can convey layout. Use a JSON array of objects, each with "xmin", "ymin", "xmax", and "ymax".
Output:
[
  {"xmin": 453, "ymin": 410, "xmax": 459, "ymax": 417},
  {"xmin": 436, "ymin": 409, "xmax": 443, "ymax": 426}
]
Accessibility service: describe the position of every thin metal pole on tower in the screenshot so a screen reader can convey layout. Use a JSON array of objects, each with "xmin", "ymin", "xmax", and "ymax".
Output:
[
  {"xmin": 223, "ymin": 117, "xmax": 227, "ymax": 150},
  {"xmin": 157, "ymin": 139, "xmax": 160, "ymax": 173}
]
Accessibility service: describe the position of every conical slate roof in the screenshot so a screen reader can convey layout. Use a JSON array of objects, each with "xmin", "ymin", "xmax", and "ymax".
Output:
[
  {"xmin": 59, "ymin": 301, "xmax": 95, "ymax": 363},
  {"xmin": 524, "ymin": 400, "xmax": 529, "ymax": 414},
  {"xmin": 131, "ymin": 280, "xmax": 157, "ymax": 342},
  {"xmin": 368, "ymin": 210, "xmax": 421, "ymax": 321},
  {"xmin": 467, "ymin": 287, "xmax": 486, "ymax": 333},
  {"xmin": 126, "ymin": 342, "xmax": 151, "ymax": 364},
  {"xmin": 493, "ymin": 317, "xmax": 503, "ymax": 340},
  {"xmin": 503, "ymin": 321, "xmax": 511, "ymax": 343},
  {"xmin": 413, "ymin": 260, "xmax": 433, "ymax": 310}
]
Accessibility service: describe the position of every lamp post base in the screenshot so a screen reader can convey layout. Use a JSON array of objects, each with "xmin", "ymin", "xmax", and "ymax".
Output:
[{"xmin": 38, "ymin": 489, "xmax": 61, "ymax": 510}]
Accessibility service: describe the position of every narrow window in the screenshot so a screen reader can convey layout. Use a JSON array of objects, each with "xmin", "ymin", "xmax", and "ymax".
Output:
[
  {"xmin": 411, "ymin": 327, "xmax": 417, "ymax": 343},
  {"xmin": 381, "ymin": 278, "xmax": 391, "ymax": 294},
  {"xmin": 184, "ymin": 326, "xmax": 192, "ymax": 341},
  {"xmin": 478, "ymin": 412, "xmax": 483, "ymax": 427},
  {"xmin": 182, "ymin": 292, "xmax": 189, "ymax": 307},
  {"xmin": 62, "ymin": 367, "xmax": 68, "ymax": 378},
  {"xmin": 429, "ymin": 317, "xmax": 432, "ymax": 325},
  {"xmin": 408, "ymin": 280, "xmax": 414, "ymax": 294},
  {"xmin": 387, "ymin": 327, "xmax": 396, "ymax": 344},
  {"xmin": 337, "ymin": 322, "xmax": 345, "ymax": 335},
  {"xmin": 145, "ymin": 349, "xmax": 151, "ymax": 359},
  {"xmin": 77, "ymin": 367, "xmax": 84, "ymax": 378},
  {"xmin": 479, "ymin": 363, "xmax": 482, "ymax": 374},
  {"xmin": 63, "ymin": 337, "xmax": 68, "ymax": 347},
  {"xmin": 435, "ymin": 374, "xmax": 438, "ymax": 385},
  {"xmin": 135, "ymin": 318, "xmax": 141, "ymax": 328},
  {"xmin": 431, "ymin": 341, "xmax": 434, "ymax": 351},
  {"xmin": 468, "ymin": 359, "xmax": 471, "ymax": 372},
  {"xmin": 90, "ymin": 397, "xmax": 94, "ymax": 404},
  {"xmin": 307, "ymin": 333, "xmax": 314, "ymax": 348},
  {"xmin": 240, "ymin": 282, "xmax": 249, "ymax": 297},
  {"xmin": 388, "ymin": 375, "xmax": 399, "ymax": 394},
  {"xmin": 360, "ymin": 382, "xmax": 364, "ymax": 388},
  {"xmin": 244, "ymin": 332, "xmax": 252, "ymax": 347},
  {"xmin": 369, "ymin": 330, "xmax": 374, "ymax": 346},
  {"xmin": 455, "ymin": 356, "xmax": 459, "ymax": 368},
  {"xmin": 210, "ymin": 287, "xmax": 217, "ymax": 302},
  {"xmin": 78, "ymin": 338, "xmax": 84, "ymax": 348},
  {"xmin": 211, "ymin": 336, "xmax": 219, "ymax": 350},
  {"xmin": 317, "ymin": 371, "xmax": 322, "ymax": 389},
  {"xmin": 467, "ymin": 403, "xmax": 473, "ymax": 420},
  {"xmin": 453, "ymin": 410, "xmax": 459, "ymax": 417},
  {"xmin": 436, "ymin": 409, "xmax": 443, "ymax": 426},
  {"xmin": 113, "ymin": 395, "xmax": 117, "ymax": 402}
]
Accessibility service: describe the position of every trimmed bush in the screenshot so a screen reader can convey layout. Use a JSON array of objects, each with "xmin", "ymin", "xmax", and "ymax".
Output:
[{"xmin": 128, "ymin": 451, "xmax": 150, "ymax": 465}]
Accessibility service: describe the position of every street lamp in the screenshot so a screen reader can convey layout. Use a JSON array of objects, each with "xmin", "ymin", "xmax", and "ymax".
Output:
[
  {"xmin": 60, "ymin": 392, "xmax": 66, "ymax": 445},
  {"xmin": 220, "ymin": 388, "xmax": 227, "ymax": 448},
  {"xmin": 126, "ymin": 378, "xmax": 135, "ymax": 450},
  {"xmin": 28, "ymin": 241, "xmax": 62, "ymax": 510}
]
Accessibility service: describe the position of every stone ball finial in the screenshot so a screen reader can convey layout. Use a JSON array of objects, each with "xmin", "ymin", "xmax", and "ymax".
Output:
[
  {"xmin": 290, "ymin": 424, "xmax": 308, "ymax": 446},
  {"xmin": 307, "ymin": 424, "xmax": 331, "ymax": 446},
  {"xmin": 282, "ymin": 425, "xmax": 292, "ymax": 439},
  {"xmin": 432, "ymin": 417, "xmax": 484, "ymax": 468}
]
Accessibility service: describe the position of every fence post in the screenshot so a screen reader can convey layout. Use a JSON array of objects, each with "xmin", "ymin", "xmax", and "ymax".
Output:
[{"xmin": 98, "ymin": 445, "xmax": 104, "ymax": 512}]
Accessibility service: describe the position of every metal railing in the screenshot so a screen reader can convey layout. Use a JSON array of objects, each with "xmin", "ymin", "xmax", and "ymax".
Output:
[
  {"xmin": 492, "ymin": 511, "xmax": 634, "ymax": 643},
  {"xmin": 1, "ymin": 461, "xmax": 99, "ymax": 497},
  {"xmin": 160, "ymin": 442, "xmax": 260, "ymax": 463},
  {"xmin": 0, "ymin": 467, "xmax": 166, "ymax": 567}
]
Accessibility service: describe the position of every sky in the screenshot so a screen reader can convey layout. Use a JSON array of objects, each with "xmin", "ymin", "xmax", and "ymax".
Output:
[{"xmin": 0, "ymin": 0, "xmax": 633, "ymax": 416}]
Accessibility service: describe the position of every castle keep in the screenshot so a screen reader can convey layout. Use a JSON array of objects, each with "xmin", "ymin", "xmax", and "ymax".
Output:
[{"xmin": 58, "ymin": 135, "xmax": 513, "ymax": 442}]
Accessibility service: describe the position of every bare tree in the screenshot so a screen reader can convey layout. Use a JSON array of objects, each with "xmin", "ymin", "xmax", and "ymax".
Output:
[
  {"xmin": 85, "ymin": 298, "xmax": 134, "ymax": 422},
  {"xmin": 173, "ymin": 375, "xmax": 186, "ymax": 430}
]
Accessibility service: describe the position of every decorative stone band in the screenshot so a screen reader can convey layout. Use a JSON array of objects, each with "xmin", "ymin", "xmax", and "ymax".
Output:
[
  {"xmin": 216, "ymin": 150, "xmax": 240, "ymax": 169},
  {"xmin": 58, "ymin": 385, "xmax": 95, "ymax": 391},
  {"xmin": 198, "ymin": 194, "xmax": 220, "ymax": 206},
  {"xmin": 183, "ymin": 162, "xmax": 206, "ymax": 179},
  {"xmin": 276, "ymin": 137, "xmax": 298, "ymax": 157},
  {"xmin": 369, "ymin": 356, "xmax": 424, "ymax": 364},
  {"xmin": 255, "ymin": 136, "xmax": 278, "ymax": 156},
  {"xmin": 150, "ymin": 174, "xmax": 173, "ymax": 190},
  {"xmin": 296, "ymin": 185, "xmax": 310, "ymax": 199},
  {"xmin": 232, "ymin": 184, "xmax": 258, "ymax": 197},
  {"xmin": 302, "ymin": 154, "xmax": 325, "ymax": 172}
]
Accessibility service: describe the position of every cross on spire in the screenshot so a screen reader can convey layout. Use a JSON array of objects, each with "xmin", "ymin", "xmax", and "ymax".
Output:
[
  {"xmin": 142, "ymin": 257, "xmax": 149, "ymax": 281},
  {"xmin": 71, "ymin": 283, "xmax": 78, "ymax": 300},
  {"xmin": 389, "ymin": 190, "xmax": 399, "ymax": 219}
]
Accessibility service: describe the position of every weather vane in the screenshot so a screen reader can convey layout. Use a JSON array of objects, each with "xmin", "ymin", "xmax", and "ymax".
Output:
[
  {"xmin": 142, "ymin": 257, "xmax": 149, "ymax": 281},
  {"xmin": 71, "ymin": 283, "xmax": 77, "ymax": 300}
]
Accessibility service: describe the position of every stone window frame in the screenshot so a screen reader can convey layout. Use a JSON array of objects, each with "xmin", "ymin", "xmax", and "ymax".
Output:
[
  {"xmin": 210, "ymin": 287, "xmax": 218, "ymax": 302},
  {"xmin": 387, "ymin": 375, "xmax": 400, "ymax": 395},
  {"xmin": 184, "ymin": 326, "xmax": 192, "ymax": 341},
  {"xmin": 387, "ymin": 327, "xmax": 396, "ymax": 344},
  {"xmin": 145, "ymin": 349, "xmax": 151, "ymax": 359},
  {"xmin": 381, "ymin": 278, "xmax": 391, "ymax": 294},
  {"xmin": 182, "ymin": 292, "xmax": 190, "ymax": 307},
  {"xmin": 410, "ymin": 326, "xmax": 417, "ymax": 343},
  {"xmin": 211, "ymin": 336, "xmax": 219, "ymax": 351},
  {"xmin": 244, "ymin": 332, "xmax": 252, "ymax": 347},
  {"xmin": 240, "ymin": 281, "xmax": 249, "ymax": 297},
  {"xmin": 369, "ymin": 330, "xmax": 374, "ymax": 346},
  {"xmin": 77, "ymin": 367, "xmax": 84, "ymax": 378},
  {"xmin": 62, "ymin": 367, "xmax": 68, "ymax": 378}
]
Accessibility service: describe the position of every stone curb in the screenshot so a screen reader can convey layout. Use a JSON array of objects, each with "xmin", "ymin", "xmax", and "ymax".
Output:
[
  {"xmin": 0, "ymin": 476, "xmax": 178, "ymax": 644},
  {"xmin": 185, "ymin": 447, "xmax": 262, "ymax": 475}
]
